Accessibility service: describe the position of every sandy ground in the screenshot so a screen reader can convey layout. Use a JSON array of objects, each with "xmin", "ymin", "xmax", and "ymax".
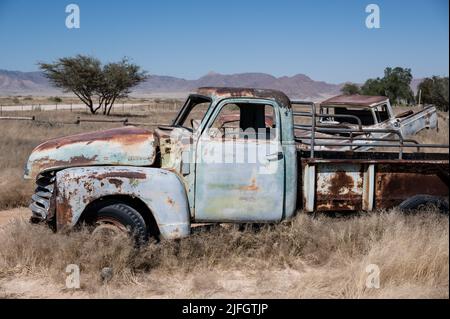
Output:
[{"xmin": 0, "ymin": 268, "xmax": 307, "ymax": 299}]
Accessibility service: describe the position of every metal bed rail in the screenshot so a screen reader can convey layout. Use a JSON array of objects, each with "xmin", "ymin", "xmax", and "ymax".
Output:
[{"xmin": 291, "ymin": 100, "xmax": 449, "ymax": 159}]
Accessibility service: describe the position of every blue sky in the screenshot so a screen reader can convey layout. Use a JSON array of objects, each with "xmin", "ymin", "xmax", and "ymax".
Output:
[{"xmin": 0, "ymin": 0, "xmax": 448, "ymax": 83}]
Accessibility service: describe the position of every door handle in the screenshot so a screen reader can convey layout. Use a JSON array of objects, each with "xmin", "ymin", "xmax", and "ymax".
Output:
[{"xmin": 266, "ymin": 152, "xmax": 284, "ymax": 161}]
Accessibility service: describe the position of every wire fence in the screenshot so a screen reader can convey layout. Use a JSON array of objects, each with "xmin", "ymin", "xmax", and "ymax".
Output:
[
  {"xmin": 0, "ymin": 115, "xmax": 158, "ymax": 127},
  {"xmin": 0, "ymin": 101, "xmax": 183, "ymax": 115}
]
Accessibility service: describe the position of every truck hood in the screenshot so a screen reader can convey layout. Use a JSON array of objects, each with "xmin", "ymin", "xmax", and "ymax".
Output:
[{"xmin": 24, "ymin": 126, "xmax": 158, "ymax": 180}]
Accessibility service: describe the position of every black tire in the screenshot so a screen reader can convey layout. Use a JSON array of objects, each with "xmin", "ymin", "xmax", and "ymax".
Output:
[
  {"xmin": 89, "ymin": 203, "xmax": 148, "ymax": 244},
  {"xmin": 399, "ymin": 195, "xmax": 449, "ymax": 214}
]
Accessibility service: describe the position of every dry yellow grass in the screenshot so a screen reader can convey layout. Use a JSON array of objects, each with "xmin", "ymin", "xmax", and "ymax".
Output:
[{"xmin": 0, "ymin": 208, "xmax": 447, "ymax": 298}]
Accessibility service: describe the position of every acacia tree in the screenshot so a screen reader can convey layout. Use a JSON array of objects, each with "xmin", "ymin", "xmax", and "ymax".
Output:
[
  {"xmin": 98, "ymin": 58, "xmax": 147, "ymax": 115},
  {"xmin": 39, "ymin": 55, "xmax": 147, "ymax": 114},
  {"xmin": 39, "ymin": 55, "xmax": 102, "ymax": 113}
]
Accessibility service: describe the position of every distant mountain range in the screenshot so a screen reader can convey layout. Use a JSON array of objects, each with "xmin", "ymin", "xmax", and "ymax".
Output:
[
  {"xmin": 0, "ymin": 70, "xmax": 343, "ymax": 99},
  {"xmin": 0, "ymin": 69, "xmax": 423, "ymax": 100}
]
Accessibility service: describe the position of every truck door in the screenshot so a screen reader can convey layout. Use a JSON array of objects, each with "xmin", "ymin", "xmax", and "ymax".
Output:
[{"xmin": 194, "ymin": 99, "xmax": 285, "ymax": 222}]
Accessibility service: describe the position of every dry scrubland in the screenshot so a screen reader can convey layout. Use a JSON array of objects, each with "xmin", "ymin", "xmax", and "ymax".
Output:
[
  {"xmin": 0, "ymin": 208, "xmax": 448, "ymax": 298},
  {"xmin": 0, "ymin": 95, "xmax": 153, "ymax": 106},
  {"xmin": 0, "ymin": 103, "xmax": 448, "ymax": 298}
]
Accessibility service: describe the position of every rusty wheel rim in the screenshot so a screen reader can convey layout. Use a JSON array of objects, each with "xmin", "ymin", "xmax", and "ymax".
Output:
[{"xmin": 91, "ymin": 217, "xmax": 129, "ymax": 241}]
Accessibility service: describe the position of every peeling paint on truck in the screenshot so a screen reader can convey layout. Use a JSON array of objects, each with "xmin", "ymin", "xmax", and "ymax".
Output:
[
  {"xmin": 55, "ymin": 166, "xmax": 191, "ymax": 239},
  {"xmin": 24, "ymin": 126, "xmax": 158, "ymax": 180}
]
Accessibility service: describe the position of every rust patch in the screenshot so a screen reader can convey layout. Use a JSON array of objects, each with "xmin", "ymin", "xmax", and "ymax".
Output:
[
  {"xmin": 167, "ymin": 197, "xmax": 175, "ymax": 206},
  {"xmin": 240, "ymin": 178, "xmax": 259, "ymax": 191},
  {"xmin": 108, "ymin": 178, "xmax": 123, "ymax": 188},
  {"xmin": 96, "ymin": 171, "xmax": 146, "ymax": 180},
  {"xmin": 328, "ymin": 170, "xmax": 354, "ymax": 195},
  {"xmin": 83, "ymin": 181, "xmax": 94, "ymax": 193},
  {"xmin": 375, "ymin": 165, "xmax": 449, "ymax": 209},
  {"xmin": 56, "ymin": 198, "xmax": 73, "ymax": 230},
  {"xmin": 321, "ymin": 94, "xmax": 388, "ymax": 107},
  {"xmin": 34, "ymin": 126, "xmax": 153, "ymax": 152},
  {"xmin": 36, "ymin": 155, "xmax": 98, "ymax": 170}
]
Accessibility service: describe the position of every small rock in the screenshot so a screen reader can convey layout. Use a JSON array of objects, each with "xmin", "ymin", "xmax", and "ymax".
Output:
[{"xmin": 100, "ymin": 267, "xmax": 113, "ymax": 283}]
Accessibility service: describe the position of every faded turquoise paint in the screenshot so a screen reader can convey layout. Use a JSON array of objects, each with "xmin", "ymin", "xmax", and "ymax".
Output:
[
  {"xmin": 24, "ymin": 127, "xmax": 157, "ymax": 180},
  {"xmin": 280, "ymin": 107, "xmax": 297, "ymax": 219},
  {"xmin": 56, "ymin": 166, "xmax": 191, "ymax": 239},
  {"xmin": 194, "ymin": 139, "xmax": 285, "ymax": 221},
  {"xmin": 171, "ymin": 89, "xmax": 295, "ymax": 220},
  {"xmin": 193, "ymin": 98, "xmax": 287, "ymax": 222}
]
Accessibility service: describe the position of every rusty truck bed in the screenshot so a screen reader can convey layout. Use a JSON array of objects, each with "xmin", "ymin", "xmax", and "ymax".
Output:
[{"xmin": 297, "ymin": 149, "xmax": 449, "ymax": 212}]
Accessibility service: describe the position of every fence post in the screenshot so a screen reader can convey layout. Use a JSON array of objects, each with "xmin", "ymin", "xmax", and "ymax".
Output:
[
  {"xmin": 122, "ymin": 103, "xmax": 124, "ymax": 113},
  {"xmin": 22, "ymin": 104, "xmax": 24, "ymax": 112},
  {"xmin": 0, "ymin": 105, "xmax": 2, "ymax": 115},
  {"xmin": 70, "ymin": 103, "xmax": 72, "ymax": 112},
  {"xmin": 56, "ymin": 103, "xmax": 58, "ymax": 111}
]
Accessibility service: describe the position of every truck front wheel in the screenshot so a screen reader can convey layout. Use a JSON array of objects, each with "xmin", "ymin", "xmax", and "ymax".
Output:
[
  {"xmin": 88, "ymin": 203, "xmax": 148, "ymax": 245},
  {"xmin": 399, "ymin": 195, "xmax": 449, "ymax": 215}
]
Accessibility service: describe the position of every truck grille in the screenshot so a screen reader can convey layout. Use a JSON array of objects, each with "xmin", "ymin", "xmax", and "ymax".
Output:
[{"xmin": 30, "ymin": 172, "xmax": 56, "ymax": 222}]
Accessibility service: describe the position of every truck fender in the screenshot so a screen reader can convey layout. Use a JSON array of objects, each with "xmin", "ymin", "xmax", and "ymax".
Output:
[{"xmin": 55, "ymin": 166, "xmax": 191, "ymax": 239}]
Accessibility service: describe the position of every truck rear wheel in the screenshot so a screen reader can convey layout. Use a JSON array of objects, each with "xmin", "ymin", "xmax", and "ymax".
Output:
[
  {"xmin": 88, "ymin": 203, "xmax": 148, "ymax": 245},
  {"xmin": 399, "ymin": 195, "xmax": 449, "ymax": 214}
]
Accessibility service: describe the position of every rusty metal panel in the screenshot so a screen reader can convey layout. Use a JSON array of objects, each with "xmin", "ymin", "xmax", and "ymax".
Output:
[
  {"xmin": 399, "ymin": 106, "xmax": 438, "ymax": 136},
  {"xmin": 321, "ymin": 94, "xmax": 389, "ymax": 107},
  {"xmin": 315, "ymin": 163, "xmax": 364, "ymax": 211},
  {"xmin": 374, "ymin": 163, "xmax": 448, "ymax": 209},
  {"xmin": 55, "ymin": 166, "xmax": 191, "ymax": 239},
  {"xmin": 24, "ymin": 126, "xmax": 158, "ymax": 180}
]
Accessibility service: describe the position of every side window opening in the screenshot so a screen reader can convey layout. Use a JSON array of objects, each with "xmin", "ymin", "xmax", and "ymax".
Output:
[
  {"xmin": 211, "ymin": 103, "xmax": 276, "ymax": 140},
  {"xmin": 173, "ymin": 96, "xmax": 211, "ymax": 129},
  {"xmin": 334, "ymin": 107, "xmax": 376, "ymax": 125},
  {"xmin": 374, "ymin": 104, "xmax": 390, "ymax": 122}
]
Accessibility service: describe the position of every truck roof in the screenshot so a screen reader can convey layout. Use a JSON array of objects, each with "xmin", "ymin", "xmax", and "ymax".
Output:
[
  {"xmin": 196, "ymin": 87, "xmax": 292, "ymax": 109},
  {"xmin": 321, "ymin": 94, "xmax": 389, "ymax": 108}
]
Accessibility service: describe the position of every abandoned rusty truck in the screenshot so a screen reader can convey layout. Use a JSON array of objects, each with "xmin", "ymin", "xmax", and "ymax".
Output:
[
  {"xmin": 297, "ymin": 94, "xmax": 438, "ymax": 151},
  {"xmin": 24, "ymin": 87, "xmax": 449, "ymax": 241}
]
